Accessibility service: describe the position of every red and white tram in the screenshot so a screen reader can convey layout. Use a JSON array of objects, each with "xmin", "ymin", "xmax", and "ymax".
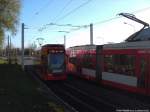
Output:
[
  {"xmin": 37, "ymin": 44, "xmax": 67, "ymax": 80},
  {"xmin": 67, "ymin": 41, "xmax": 150, "ymax": 95}
]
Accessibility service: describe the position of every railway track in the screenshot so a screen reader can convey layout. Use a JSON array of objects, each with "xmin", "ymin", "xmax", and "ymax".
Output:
[
  {"xmin": 25, "ymin": 65, "xmax": 77, "ymax": 112},
  {"xmin": 119, "ymin": 90, "xmax": 150, "ymax": 105},
  {"xmin": 48, "ymin": 82, "xmax": 116, "ymax": 112},
  {"xmin": 26, "ymin": 66, "xmax": 150, "ymax": 112},
  {"xmin": 66, "ymin": 75, "xmax": 150, "ymax": 109},
  {"xmin": 26, "ymin": 65, "xmax": 117, "ymax": 111}
]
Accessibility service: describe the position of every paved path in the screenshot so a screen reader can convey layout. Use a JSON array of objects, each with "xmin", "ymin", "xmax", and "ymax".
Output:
[{"xmin": 17, "ymin": 56, "xmax": 37, "ymax": 65}]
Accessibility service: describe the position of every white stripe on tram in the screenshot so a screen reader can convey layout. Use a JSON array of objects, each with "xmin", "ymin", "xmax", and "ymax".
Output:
[
  {"xmin": 81, "ymin": 68, "xmax": 137, "ymax": 87},
  {"xmin": 102, "ymin": 72, "xmax": 137, "ymax": 87},
  {"xmin": 82, "ymin": 68, "xmax": 96, "ymax": 78}
]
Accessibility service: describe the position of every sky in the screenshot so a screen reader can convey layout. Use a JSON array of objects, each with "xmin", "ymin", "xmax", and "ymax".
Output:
[{"xmin": 8, "ymin": 0, "xmax": 150, "ymax": 48}]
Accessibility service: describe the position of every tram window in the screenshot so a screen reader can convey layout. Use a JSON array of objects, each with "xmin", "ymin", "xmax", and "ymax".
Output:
[
  {"xmin": 69, "ymin": 57, "xmax": 77, "ymax": 65},
  {"xmin": 122, "ymin": 55, "xmax": 135, "ymax": 76},
  {"xmin": 104, "ymin": 54, "xmax": 135, "ymax": 76},
  {"xmin": 139, "ymin": 58, "xmax": 146, "ymax": 88},
  {"xmin": 104, "ymin": 55, "xmax": 113, "ymax": 72},
  {"xmin": 82, "ymin": 53, "xmax": 96, "ymax": 69},
  {"xmin": 141, "ymin": 58, "xmax": 146, "ymax": 75}
]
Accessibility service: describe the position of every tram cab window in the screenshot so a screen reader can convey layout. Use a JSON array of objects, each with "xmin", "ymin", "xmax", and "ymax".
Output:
[
  {"xmin": 104, "ymin": 54, "xmax": 135, "ymax": 76},
  {"xmin": 47, "ymin": 53, "xmax": 65, "ymax": 73}
]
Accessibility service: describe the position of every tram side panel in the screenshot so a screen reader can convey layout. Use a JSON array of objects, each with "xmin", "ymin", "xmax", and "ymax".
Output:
[
  {"xmin": 101, "ymin": 49, "xmax": 138, "ymax": 93},
  {"xmin": 77, "ymin": 50, "xmax": 96, "ymax": 80},
  {"xmin": 67, "ymin": 45, "xmax": 103, "ymax": 81},
  {"xmin": 67, "ymin": 43, "xmax": 150, "ymax": 96},
  {"xmin": 101, "ymin": 48, "xmax": 150, "ymax": 95},
  {"xmin": 66, "ymin": 48, "xmax": 79, "ymax": 76}
]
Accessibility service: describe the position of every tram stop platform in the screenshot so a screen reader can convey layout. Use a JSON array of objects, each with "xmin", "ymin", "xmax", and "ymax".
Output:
[{"xmin": 0, "ymin": 63, "xmax": 73, "ymax": 112}]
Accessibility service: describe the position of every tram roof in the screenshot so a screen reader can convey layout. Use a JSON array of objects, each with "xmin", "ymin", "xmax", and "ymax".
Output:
[
  {"xmin": 104, "ymin": 41, "xmax": 150, "ymax": 49},
  {"xmin": 126, "ymin": 27, "xmax": 150, "ymax": 42},
  {"xmin": 68, "ymin": 44, "xmax": 95, "ymax": 49},
  {"xmin": 68, "ymin": 44, "xmax": 102, "ymax": 50},
  {"xmin": 42, "ymin": 44, "xmax": 64, "ymax": 48}
]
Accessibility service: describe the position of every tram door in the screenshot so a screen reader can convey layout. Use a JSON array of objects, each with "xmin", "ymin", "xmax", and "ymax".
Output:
[
  {"xmin": 138, "ymin": 55, "xmax": 150, "ymax": 94},
  {"xmin": 96, "ymin": 45, "xmax": 103, "ymax": 81},
  {"xmin": 148, "ymin": 55, "xmax": 150, "ymax": 94}
]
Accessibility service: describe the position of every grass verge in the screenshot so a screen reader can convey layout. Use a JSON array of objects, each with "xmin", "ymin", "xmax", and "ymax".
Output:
[{"xmin": 0, "ymin": 64, "xmax": 65, "ymax": 112}]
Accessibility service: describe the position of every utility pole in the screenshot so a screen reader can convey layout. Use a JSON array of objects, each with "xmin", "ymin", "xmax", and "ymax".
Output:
[
  {"xmin": 58, "ymin": 30, "xmax": 69, "ymax": 48},
  {"xmin": 9, "ymin": 36, "xmax": 11, "ymax": 64},
  {"xmin": 21, "ymin": 23, "xmax": 24, "ymax": 70},
  {"xmin": 90, "ymin": 23, "xmax": 93, "ymax": 45},
  {"xmin": 7, "ymin": 35, "xmax": 9, "ymax": 62},
  {"xmin": 64, "ymin": 35, "xmax": 66, "ymax": 48}
]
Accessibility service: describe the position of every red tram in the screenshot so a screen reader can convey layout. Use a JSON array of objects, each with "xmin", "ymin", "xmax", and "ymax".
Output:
[
  {"xmin": 37, "ymin": 44, "xmax": 67, "ymax": 80},
  {"xmin": 67, "ymin": 41, "xmax": 150, "ymax": 95}
]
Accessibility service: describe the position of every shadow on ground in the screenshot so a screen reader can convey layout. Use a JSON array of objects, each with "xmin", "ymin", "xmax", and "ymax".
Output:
[{"xmin": 0, "ymin": 64, "xmax": 64, "ymax": 112}]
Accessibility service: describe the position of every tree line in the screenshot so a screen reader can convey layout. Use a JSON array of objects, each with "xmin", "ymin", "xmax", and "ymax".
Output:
[{"xmin": 0, "ymin": 0, "xmax": 21, "ymax": 48}]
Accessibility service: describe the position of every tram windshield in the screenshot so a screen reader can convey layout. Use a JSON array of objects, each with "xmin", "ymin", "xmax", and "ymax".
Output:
[{"xmin": 48, "ymin": 53, "xmax": 65, "ymax": 73}]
